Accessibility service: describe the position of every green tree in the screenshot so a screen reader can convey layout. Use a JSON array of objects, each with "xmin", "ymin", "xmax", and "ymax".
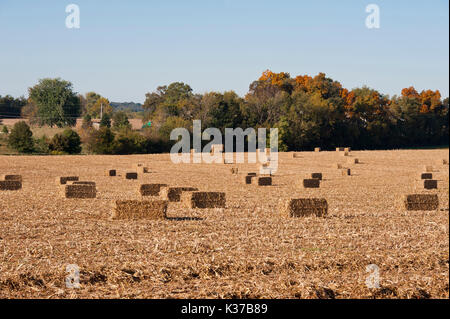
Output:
[
  {"xmin": 2, "ymin": 125, "xmax": 8, "ymax": 134},
  {"xmin": 8, "ymin": 121, "xmax": 34, "ymax": 153},
  {"xmin": 82, "ymin": 113, "xmax": 93, "ymax": 129},
  {"xmin": 49, "ymin": 128, "xmax": 82, "ymax": 154},
  {"xmin": 90, "ymin": 127, "xmax": 115, "ymax": 154},
  {"xmin": 112, "ymin": 111, "xmax": 131, "ymax": 130},
  {"xmin": 28, "ymin": 78, "xmax": 80, "ymax": 127},
  {"xmin": 100, "ymin": 113, "xmax": 111, "ymax": 128}
]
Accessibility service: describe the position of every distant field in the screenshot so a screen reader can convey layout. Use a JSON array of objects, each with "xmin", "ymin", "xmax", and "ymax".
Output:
[
  {"xmin": 1, "ymin": 118, "xmax": 144, "ymax": 131},
  {"xmin": 0, "ymin": 149, "xmax": 448, "ymax": 298}
]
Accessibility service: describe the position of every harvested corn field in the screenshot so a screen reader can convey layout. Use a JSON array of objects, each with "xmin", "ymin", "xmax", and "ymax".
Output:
[{"xmin": 0, "ymin": 149, "xmax": 449, "ymax": 299}]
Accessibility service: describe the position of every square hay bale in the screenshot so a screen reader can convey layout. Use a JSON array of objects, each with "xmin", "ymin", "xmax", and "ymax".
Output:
[
  {"xmin": 254, "ymin": 176, "xmax": 272, "ymax": 186},
  {"xmin": 331, "ymin": 163, "xmax": 342, "ymax": 169},
  {"xmin": 336, "ymin": 147, "xmax": 345, "ymax": 152},
  {"xmin": 314, "ymin": 147, "xmax": 321, "ymax": 152},
  {"xmin": 230, "ymin": 167, "xmax": 239, "ymax": 175},
  {"xmin": 181, "ymin": 191, "xmax": 226, "ymax": 209},
  {"xmin": 139, "ymin": 184, "xmax": 168, "ymax": 196},
  {"xmin": 281, "ymin": 198, "xmax": 328, "ymax": 217},
  {"xmin": 341, "ymin": 168, "xmax": 351, "ymax": 176},
  {"xmin": 423, "ymin": 165, "xmax": 433, "ymax": 172},
  {"xmin": 243, "ymin": 175, "xmax": 254, "ymax": 185},
  {"xmin": 303, "ymin": 179, "xmax": 320, "ymax": 188},
  {"xmin": 160, "ymin": 187, "xmax": 198, "ymax": 202},
  {"xmin": 311, "ymin": 173, "xmax": 323, "ymax": 180},
  {"xmin": 0, "ymin": 180, "xmax": 22, "ymax": 191},
  {"xmin": 57, "ymin": 176, "xmax": 79, "ymax": 185},
  {"xmin": 404, "ymin": 194, "xmax": 439, "ymax": 211},
  {"xmin": 347, "ymin": 158, "xmax": 359, "ymax": 164},
  {"xmin": 292, "ymin": 153, "xmax": 302, "ymax": 158},
  {"xmin": 247, "ymin": 172, "xmax": 257, "ymax": 176},
  {"xmin": 2, "ymin": 175, "xmax": 22, "ymax": 182},
  {"xmin": 423, "ymin": 179, "xmax": 438, "ymax": 190},
  {"xmin": 106, "ymin": 169, "xmax": 116, "ymax": 177},
  {"xmin": 112, "ymin": 200, "xmax": 168, "ymax": 220},
  {"xmin": 344, "ymin": 147, "xmax": 351, "ymax": 152},
  {"xmin": 420, "ymin": 173, "xmax": 433, "ymax": 180},
  {"xmin": 340, "ymin": 151, "xmax": 349, "ymax": 157},
  {"xmin": 440, "ymin": 159, "xmax": 449, "ymax": 165},
  {"xmin": 125, "ymin": 172, "xmax": 138, "ymax": 180},
  {"xmin": 63, "ymin": 184, "xmax": 96, "ymax": 199}
]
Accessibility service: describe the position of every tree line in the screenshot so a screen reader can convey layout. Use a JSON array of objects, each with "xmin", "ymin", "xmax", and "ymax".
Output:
[{"xmin": 1, "ymin": 71, "xmax": 448, "ymax": 154}]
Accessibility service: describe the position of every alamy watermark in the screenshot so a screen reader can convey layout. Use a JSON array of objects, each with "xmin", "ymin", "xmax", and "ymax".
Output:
[
  {"xmin": 65, "ymin": 4, "xmax": 80, "ymax": 29},
  {"xmin": 169, "ymin": 120, "xmax": 278, "ymax": 174},
  {"xmin": 65, "ymin": 264, "xmax": 80, "ymax": 289},
  {"xmin": 365, "ymin": 264, "xmax": 380, "ymax": 289},
  {"xmin": 365, "ymin": 4, "xmax": 380, "ymax": 29}
]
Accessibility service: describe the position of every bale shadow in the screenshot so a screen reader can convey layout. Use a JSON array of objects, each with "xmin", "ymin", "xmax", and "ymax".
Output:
[{"xmin": 166, "ymin": 216, "xmax": 204, "ymax": 221}]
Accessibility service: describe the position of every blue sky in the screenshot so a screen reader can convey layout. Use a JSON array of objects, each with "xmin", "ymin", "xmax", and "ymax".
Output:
[{"xmin": 0, "ymin": 0, "xmax": 448, "ymax": 102}]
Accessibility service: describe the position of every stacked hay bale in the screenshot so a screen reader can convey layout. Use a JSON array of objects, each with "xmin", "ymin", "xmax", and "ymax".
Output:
[
  {"xmin": 314, "ymin": 147, "xmax": 321, "ymax": 152},
  {"xmin": 0, "ymin": 180, "xmax": 22, "ymax": 191},
  {"xmin": 139, "ymin": 184, "xmax": 168, "ymax": 196},
  {"xmin": 181, "ymin": 191, "xmax": 226, "ymax": 208},
  {"xmin": 63, "ymin": 184, "xmax": 96, "ymax": 198},
  {"xmin": 403, "ymin": 194, "xmax": 439, "ymax": 211},
  {"xmin": 71, "ymin": 181, "xmax": 96, "ymax": 186},
  {"xmin": 281, "ymin": 198, "xmax": 328, "ymax": 217},
  {"xmin": 2, "ymin": 175, "xmax": 22, "ymax": 182},
  {"xmin": 56, "ymin": 176, "xmax": 79, "ymax": 185},
  {"xmin": 0, "ymin": 175, "xmax": 22, "ymax": 191},
  {"xmin": 160, "ymin": 187, "xmax": 198, "ymax": 202},
  {"xmin": 341, "ymin": 168, "xmax": 351, "ymax": 176},
  {"xmin": 112, "ymin": 200, "xmax": 168, "ymax": 220}
]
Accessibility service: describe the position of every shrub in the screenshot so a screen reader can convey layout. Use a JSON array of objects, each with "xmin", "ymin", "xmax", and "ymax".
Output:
[
  {"xmin": 100, "ymin": 113, "xmax": 111, "ymax": 128},
  {"xmin": 8, "ymin": 121, "xmax": 34, "ymax": 153},
  {"xmin": 90, "ymin": 127, "xmax": 115, "ymax": 154},
  {"xmin": 82, "ymin": 113, "xmax": 93, "ymax": 129},
  {"xmin": 49, "ymin": 128, "xmax": 82, "ymax": 154},
  {"xmin": 112, "ymin": 111, "xmax": 131, "ymax": 131},
  {"xmin": 34, "ymin": 135, "xmax": 50, "ymax": 154},
  {"xmin": 2, "ymin": 125, "xmax": 8, "ymax": 134}
]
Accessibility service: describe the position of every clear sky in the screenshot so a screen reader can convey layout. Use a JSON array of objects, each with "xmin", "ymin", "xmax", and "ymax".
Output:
[{"xmin": 0, "ymin": 0, "xmax": 448, "ymax": 103}]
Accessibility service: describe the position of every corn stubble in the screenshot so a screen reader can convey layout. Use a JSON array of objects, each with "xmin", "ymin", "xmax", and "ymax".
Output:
[{"xmin": 0, "ymin": 150, "xmax": 448, "ymax": 299}]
